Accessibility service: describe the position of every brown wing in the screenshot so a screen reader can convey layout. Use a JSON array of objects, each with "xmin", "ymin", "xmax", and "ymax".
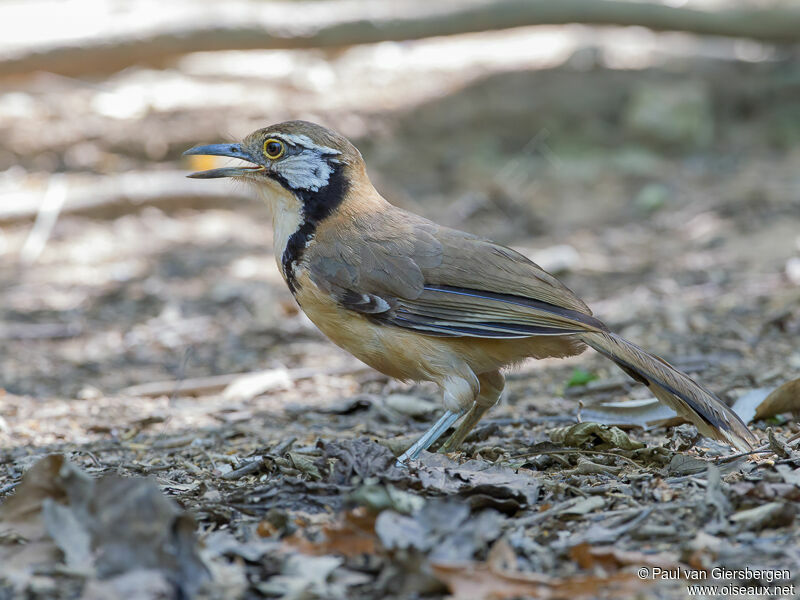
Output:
[{"xmin": 306, "ymin": 207, "xmax": 604, "ymax": 338}]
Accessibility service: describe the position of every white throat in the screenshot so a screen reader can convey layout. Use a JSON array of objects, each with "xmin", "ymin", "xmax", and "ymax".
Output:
[{"xmin": 256, "ymin": 182, "xmax": 304, "ymax": 267}]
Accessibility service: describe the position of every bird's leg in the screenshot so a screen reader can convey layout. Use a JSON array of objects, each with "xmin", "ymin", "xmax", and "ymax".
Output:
[
  {"xmin": 439, "ymin": 371, "xmax": 504, "ymax": 453},
  {"xmin": 396, "ymin": 374, "xmax": 477, "ymax": 465},
  {"xmin": 395, "ymin": 409, "xmax": 465, "ymax": 465}
]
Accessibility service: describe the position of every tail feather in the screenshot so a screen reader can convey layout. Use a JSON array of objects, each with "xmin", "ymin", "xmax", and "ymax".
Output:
[{"xmin": 579, "ymin": 331, "xmax": 758, "ymax": 452}]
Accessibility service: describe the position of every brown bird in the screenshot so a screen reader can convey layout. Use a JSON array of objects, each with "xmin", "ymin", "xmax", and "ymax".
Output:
[{"xmin": 185, "ymin": 120, "xmax": 757, "ymax": 463}]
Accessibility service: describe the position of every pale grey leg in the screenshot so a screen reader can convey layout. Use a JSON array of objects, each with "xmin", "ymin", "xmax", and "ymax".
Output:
[{"xmin": 396, "ymin": 409, "xmax": 465, "ymax": 466}]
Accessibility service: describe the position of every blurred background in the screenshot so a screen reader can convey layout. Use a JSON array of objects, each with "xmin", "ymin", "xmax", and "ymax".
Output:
[
  {"xmin": 0, "ymin": 0, "xmax": 798, "ymax": 419},
  {"xmin": 1, "ymin": 3, "xmax": 800, "ymax": 596}
]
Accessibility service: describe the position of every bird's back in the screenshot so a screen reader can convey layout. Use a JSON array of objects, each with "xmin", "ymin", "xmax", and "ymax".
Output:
[{"xmin": 306, "ymin": 200, "xmax": 593, "ymax": 317}]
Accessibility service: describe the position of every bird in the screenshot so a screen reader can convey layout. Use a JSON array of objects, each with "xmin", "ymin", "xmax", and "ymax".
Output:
[{"xmin": 184, "ymin": 120, "xmax": 758, "ymax": 463}]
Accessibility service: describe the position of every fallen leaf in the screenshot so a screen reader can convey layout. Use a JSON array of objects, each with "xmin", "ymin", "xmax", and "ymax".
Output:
[
  {"xmin": 0, "ymin": 454, "xmax": 88, "ymax": 526},
  {"xmin": 580, "ymin": 397, "xmax": 676, "ymax": 429},
  {"xmin": 349, "ymin": 483, "xmax": 425, "ymax": 515},
  {"xmin": 775, "ymin": 464, "xmax": 800, "ymax": 487},
  {"xmin": 569, "ymin": 542, "xmax": 681, "ymax": 571},
  {"xmin": 415, "ymin": 453, "xmax": 540, "ymax": 514},
  {"xmin": 668, "ymin": 454, "xmax": 709, "ymax": 477},
  {"xmin": 285, "ymin": 508, "xmax": 378, "ymax": 557},
  {"xmin": 730, "ymin": 481, "xmax": 800, "ymax": 503},
  {"xmin": 286, "ymin": 452, "xmax": 322, "ymax": 480},
  {"xmin": 374, "ymin": 510, "xmax": 430, "ymax": 552},
  {"xmin": 259, "ymin": 552, "xmax": 371, "ymax": 599},
  {"xmin": 730, "ymin": 388, "xmax": 772, "ymax": 424},
  {"xmin": 730, "ymin": 502, "xmax": 794, "ymax": 530},
  {"xmin": 687, "ymin": 532, "xmax": 722, "ymax": 570},
  {"xmin": 0, "ymin": 455, "xmax": 208, "ymax": 597},
  {"xmin": 754, "ymin": 378, "xmax": 800, "ymax": 421},
  {"xmin": 374, "ymin": 498, "xmax": 503, "ymax": 563},
  {"xmin": 767, "ymin": 427, "xmax": 792, "ymax": 458},
  {"xmin": 569, "ymin": 457, "xmax": 623, "ymax": 476},
  {"xmin": 432, "ymin": 559, "xmax": 646, "ymax": 599},
  {"xmin": 317, "ymin": 438, "xmax": 405, "ymax": 484},
  {"xmin": 42, "ymin": 499, "xmax": 91, "ymax": 570},
  {"xmin": 549, "ymin": 423, "xmax": 645, "ymax": 450},
  {"xmin": 81, "ymin": 569, "xmax": 173, "ymax": 600},
  {"xmin": 207, "ymin": 529, "xmax": 280, "ymax": 562},
  {"xmin": 702, "ymin": 464, "xmax": 731, "ymax": 531},
  {"xmin": 558, "ymin": 496, "xmax": 605, "ymax": 517}
]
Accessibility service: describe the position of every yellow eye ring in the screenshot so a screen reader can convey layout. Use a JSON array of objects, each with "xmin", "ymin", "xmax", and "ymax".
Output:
[{"xmin": 264, "ymin": 138, "xmax": 285, "ymax": 160}]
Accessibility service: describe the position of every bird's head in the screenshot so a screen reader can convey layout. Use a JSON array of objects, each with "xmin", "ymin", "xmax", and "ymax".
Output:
[{"xmin": 184, "ymin": 120, "xmax": 364, "ymax": 198}]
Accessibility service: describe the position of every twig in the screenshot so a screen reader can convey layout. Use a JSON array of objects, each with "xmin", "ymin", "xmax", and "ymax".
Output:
[
  {"xmin": 715, "ymin": 448, "xmax": 777, "ymax": 464},
  {"xmin": 783, "ymin": 430, "xmax": 800, "ymax": 445},
  {"xmin": 19, "ymin": 174, "xmax": 67, "ymax": 264},
  {"xmin": 222, "ymin": 459, "xmax": 266, "ymax": 480},
  {"xmin": 715, "ymin": 432, "xmax": 800, "ymax": 464},
  {"xmin": 512, "ymin": 448, "xmax": 642, "ymax": 468},
  {"xmin": 0, "ymin": 482, "xmax": 19, "ymax": 496},
  {"xmin": 271, "ymin": 436, "xmax": 297, "ymax": 457}
]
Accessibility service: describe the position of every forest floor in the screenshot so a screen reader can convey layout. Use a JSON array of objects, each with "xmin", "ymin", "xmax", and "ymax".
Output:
[{"xmin": 1, "ymin": 26, "xmax": 799, "ymax": 599}]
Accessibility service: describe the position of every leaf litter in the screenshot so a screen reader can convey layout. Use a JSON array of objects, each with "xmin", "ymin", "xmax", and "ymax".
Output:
[{"xmin": 3, "ymin": 407, "xmax": 799, "ymax": 600}]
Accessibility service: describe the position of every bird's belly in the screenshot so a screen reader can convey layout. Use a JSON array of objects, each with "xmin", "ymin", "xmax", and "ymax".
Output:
[
  {"xmin": 293, "ymin": 272, "xmax": 439, "ymax": 380},
  {"xmin": 292, "ymin": 272, "xmax": 585, "ymax": 383}
]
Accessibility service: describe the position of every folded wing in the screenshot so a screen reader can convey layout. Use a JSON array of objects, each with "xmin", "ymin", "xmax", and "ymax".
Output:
[{"xmin": 308, "ymin": 209, "xmax": 597, "ymax": 337}]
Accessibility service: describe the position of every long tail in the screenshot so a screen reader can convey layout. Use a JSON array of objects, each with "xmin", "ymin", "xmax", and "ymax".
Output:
[{"xmin": 578, "ymin": 331, "xmax": 758, "ymax": 452}]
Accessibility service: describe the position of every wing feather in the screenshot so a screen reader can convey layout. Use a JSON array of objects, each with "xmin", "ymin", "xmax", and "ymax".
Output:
[{"xmin": 307, "ymin": 208, "xmax": 601, "ymax": 338}]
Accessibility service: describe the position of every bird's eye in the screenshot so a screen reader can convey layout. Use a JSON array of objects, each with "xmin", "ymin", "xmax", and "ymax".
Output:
[{"xmin": 264, "ymin": 139, "xmax": 285, "ymax": 159}]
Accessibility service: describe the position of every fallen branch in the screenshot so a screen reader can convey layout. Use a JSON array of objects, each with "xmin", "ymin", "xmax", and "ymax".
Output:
[
  {"xmin": 118, "ymin": 364, "xmax": 370, "ymax": 398},
  {"xmin": 0, "ymin": 171, "xmax": 249, "ymax": 224},
  {"xmin": 2, "ymin": 0, "xmax": 798, "ymax": 78}
]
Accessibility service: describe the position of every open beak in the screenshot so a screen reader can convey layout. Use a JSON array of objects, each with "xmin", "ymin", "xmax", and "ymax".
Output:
[{"xmin": 183, "ymin": 143, "xmax": 265, "ymax": 178}]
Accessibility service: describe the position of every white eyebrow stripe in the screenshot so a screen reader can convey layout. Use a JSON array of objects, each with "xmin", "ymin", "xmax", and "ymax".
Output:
[{"xmin": 265, "ymin": 132, "xmax": 341, "ymax": 156}]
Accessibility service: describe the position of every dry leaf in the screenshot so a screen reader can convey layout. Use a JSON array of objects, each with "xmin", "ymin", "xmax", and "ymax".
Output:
[
  {"xmin": 0, "ymin": 455, "xmax": 208, "ymax": 596},
  {"xmin": 284, "ymin": 508, "xmax": 378, "ymax": 557},
  {"xmin": 569, "ymin": 542, "xmax": 681, "ymax": 571},
  {"xmin": 431, "ymin": 528, "xmax": 649, "ymax": 600},
  {"xmin": 549, "ymin": 422, "xmax": 645, "ymax": 450},
  {"xmin": 558, "ymin": 496, "xmax": 605, "ymax": 517},
  {"xmin": 730, "ymin": 502, "xmax": 794, "ymax": 530},
  {"xmin": 581, "ymin": 397, "xmax": 677, "ymax": 429},
  {"xmin": 432, "ymin": 560, "xmax": 646, "ymax": 600},
  {"xmin": 754, "ymin": 378, "xmax": 800, "ymax": 420},
  {"xmin": 730, "ymin": 388, "xmax": 772, "ymax": 423},
  {"xmin": 730, "ymin": 481, "xmax": 800, "ymax": 503}
]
